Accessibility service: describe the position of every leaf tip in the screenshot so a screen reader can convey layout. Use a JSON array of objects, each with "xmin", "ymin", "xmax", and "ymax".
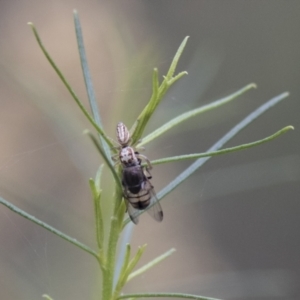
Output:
[
  {"xmin": 141, "ymin": 243, "xmax": 147, "ymax": 249},
  {"xmin": 42, "ymin": 295, "xmax": 53, "ymax": 300}
]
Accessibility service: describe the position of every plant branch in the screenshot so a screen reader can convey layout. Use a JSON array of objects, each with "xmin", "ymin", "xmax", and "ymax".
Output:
[{"xmin": 130, "ymin": 37, "xmax": 189, "ymax": 145}]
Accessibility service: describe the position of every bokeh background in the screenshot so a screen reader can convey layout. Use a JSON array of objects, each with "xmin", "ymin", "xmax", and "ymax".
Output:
[{"xmin": 0, "ymin": 1, "xmax": 299, "ymax": 299}]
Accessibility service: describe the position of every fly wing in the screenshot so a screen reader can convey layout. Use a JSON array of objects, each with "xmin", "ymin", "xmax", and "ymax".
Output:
[
  {"xmin": 125, "ymin": 199, "xmax": 140, "ymax": 225},
  {"xmin": 144, "ymin": 181, "xmax": 163, "ymax": 222}
]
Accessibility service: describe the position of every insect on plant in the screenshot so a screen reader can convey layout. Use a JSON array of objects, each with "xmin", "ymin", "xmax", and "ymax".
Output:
[
  {"xmin": 0, "ymin": 12, "xmax": 293, "ymax": 300},
  {"xmin": 114, "ymin": 122, "xmax": 163, "ymax": 224}
]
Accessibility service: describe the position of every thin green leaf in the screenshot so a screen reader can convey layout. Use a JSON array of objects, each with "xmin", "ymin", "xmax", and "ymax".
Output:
[
  {"xmin": 42, "ymin": 295, "xmax": 54, "ymax": 300},
  {"xmin": 128, "ymin": 248, "xmax": 176, "ymax": 282},
  {"xmin": 114, "ymin": 245, "xmax": 147, "ymax": 299},
  {"xmin": 152, "ymin": 68, "xmax": 159, "ymax": 101},
  {"xmin": 114, "ymin": 222, "xmax": 135, "ymax": 293},
  {"xmin": 0, "ymin": 196, "xmax": 99, "ymax": 260},
  {"xmin": 95, "ymin": 164, "xmax": 105, "ymax": 194},
  {"xmin": 126, "ymin": 244, "xmax": 147, "ymax": 276},
  {"xmin": 130, "ymin": 37, "xmax": 189, "ymax": 145},
  {"xmin": 113, "ymin": 244, "xmax": 131, "ymax": 298},
  {"xmin": 167, "ymin": 70, "xmax": 189, "ymax": 86},
  {"xmin": 123, "ymin": 92, "xmax": 290, "ymax": 225},
  {"xmin": 138, "ymin": 83, "xmax": 256, "ymax": 147},
  {"xmin": 118, "ymin": 293, "xmax": 222, "ymax": 300},
  {"xmin": 165, "ymin": 36, "xmax": 189, "ymax": 80},
  {"xmin": 89, "ymin": 178, "xmax": 97, "ymax": 198},
  {"xmin": 73, "ymin": 10, "xmax": 111, "ymax": 160},
  {"xmin": 117, "ymin": 244, "xmax": 131, "ymax": 283},
  {"xmin": 85, "ymin": 130, "xmax": 122, "ymax": 190},
  {"xmin": 151, "ymin": 126, "xmax": 294, "ymax": 165},
  {"xmin": 28, "ymin": 22, "xmax": 114, "ymax": 150},
  {"xmin": 89, "ymin": 178, "xmax": 104, "ymax": 261}
]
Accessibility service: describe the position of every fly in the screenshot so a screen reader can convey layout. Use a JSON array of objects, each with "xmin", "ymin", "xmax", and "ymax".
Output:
[{"xmin": 115, "ymin": 122, "xmax": 163, "ymax": 224}]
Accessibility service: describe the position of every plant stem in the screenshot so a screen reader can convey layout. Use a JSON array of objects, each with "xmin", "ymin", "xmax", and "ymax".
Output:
[{"xmin": 102, "ymin": 184, "xmax": 123, "ymax": 300}]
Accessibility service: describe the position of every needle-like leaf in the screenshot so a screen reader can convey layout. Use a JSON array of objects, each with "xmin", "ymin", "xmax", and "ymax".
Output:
[
  {"xmin": 0, "ymin": 196, "xmax": 99, "ymax": 260},
  {"xmin": 28, "ymin": 22, "xmax": 114, "ymax": 150},
  {"xmin": 123, "ymin": 92, "xmax": 290, "ymax": 226},
  {"xmin": 127, "ymin": 248, "xmax": 176, "ymax": 281},
  {"xmin": 73, "ymin": 10, "xmax": 111, "ymax": 160},
  {"xmin": 130, "ymin": 37, "xmax": 189, "ymax": 145},
  {"xmin": 118, "ymin": 293, "xmax": 222, "ymax": 300},
  {"xmin": 86, "ymin": 130, "xmax": 122, "ymax": 190},
  {"xmin": 150, "ymin": 126, "xmax": 293, "ymax": 165},
  {"xmin": 138, "ymin": 83, "xmax": 256, "ymax": 146}
]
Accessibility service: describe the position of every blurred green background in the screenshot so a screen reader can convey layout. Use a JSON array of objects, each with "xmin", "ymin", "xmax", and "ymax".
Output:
[{"xmin": 0, "ymin": 1, "xmax": 299, "ymax": 299}]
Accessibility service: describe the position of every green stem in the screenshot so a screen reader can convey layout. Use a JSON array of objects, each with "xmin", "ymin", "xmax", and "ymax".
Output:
[
  {"xmin": 102, "ymin": 185, "xmax": 123, "ymax": 300},
  {"xmin": 150, "ymin": 126, "xmax": 294, "ymax": 165},
  {"xmin": 0, "ymin": 196, "xmax": 99, "ymax": 260}
]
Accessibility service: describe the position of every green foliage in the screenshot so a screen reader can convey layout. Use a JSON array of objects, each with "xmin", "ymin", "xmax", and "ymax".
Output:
[{"xmin": 0, "ymin": 10, "xmax": 293, "ymax": 300}]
